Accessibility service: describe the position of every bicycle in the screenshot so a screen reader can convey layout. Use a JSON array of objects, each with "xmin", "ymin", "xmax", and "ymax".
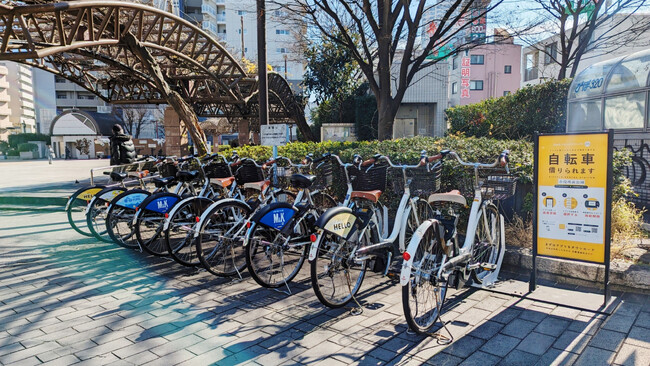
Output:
[
  {"xmin": 105, "ymin": 158, "xmax": 181, "ymax": 248},
  {"xmin": 162, "ymin": 152, "xmax": 241, "ymax": 266},
  {"xmin": 400, "ymin": 150, "xmax": 513, "ymax": 335},
  {"xmin": 243, "ymin": 155, "xmax": 338, "ymax": 290},
  {"xmin": 133, "ymin": 155, "xmax": 208, "ymax": 256},
  {"xmin": 194, "ymin": 157, "xmax": 297, "ymax": 278},
  {"xmin": 308, "ymin": 151, "xmax": 441, "ymax": 309}
]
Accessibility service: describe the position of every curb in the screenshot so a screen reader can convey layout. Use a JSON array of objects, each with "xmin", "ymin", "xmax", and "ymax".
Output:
[
  {"xmin": 0, "ymin": 195, "xmax": 68, "ymax": 207},
  {"xmin": 503, "ymin": 245, "xmax": 650, "ymax": 293},
  {"xmin": 0, "ymin": 205, "xmax": 63, "ymax": 212}
]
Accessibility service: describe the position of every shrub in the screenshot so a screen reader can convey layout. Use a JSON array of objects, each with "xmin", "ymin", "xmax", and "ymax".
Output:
[
  {"xmin": 8, "ymin": 133, "xmax": 50, "ymax": 148},
  {"xmin": 447, "ymin": 79, "xmax": 571, "ymax": 140},
  {"xmin": 0, "ymin": 140, "xmax": 9, "ymax": 154},
  {"xmin": 7, "ymin": 148, "xmax": 19, "ymax": 156},
  {"xmin": 17, "ymin": 142, "xmax": 38, "ymax": 152}
]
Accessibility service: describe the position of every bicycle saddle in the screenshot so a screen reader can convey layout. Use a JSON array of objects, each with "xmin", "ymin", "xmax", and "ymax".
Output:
[
  {"xmin": 109, "ymin": 172, "xmax": 128, "ymax": 181},
  {"xmin": 176, "ymin": 170, "xmax": 200, "ymax": 182},
  {"xmin": 290, "ymin": 174, "xmax": 317, "ymax": 189},
  {"xmin": 153, "ymin": 176, "xmax": 175, "ymax": 188},
  {"xmin": 428, "ymin": 190, "xmax": 466, "ymax": 206}
]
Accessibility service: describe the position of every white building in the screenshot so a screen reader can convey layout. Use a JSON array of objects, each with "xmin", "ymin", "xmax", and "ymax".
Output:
[
  {"xmin": 181, "ymin": 0, "xmax": 306, "ymax": 86},
  {"xmin": 0, "ymin": 62, "xmax": 36, "ymax": 135},
  {"xmin": 522, "ymin": 14, "xmax": 650, "ymax": 86},
  {"xmin": 0, "ymin": 65, "xmax": 11, "ymax": 141}
]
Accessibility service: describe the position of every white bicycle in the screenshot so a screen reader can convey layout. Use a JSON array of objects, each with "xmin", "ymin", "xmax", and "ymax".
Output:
[{"xmin": 400, "ymin": 150, "xmax": 514, "ymax": 335}]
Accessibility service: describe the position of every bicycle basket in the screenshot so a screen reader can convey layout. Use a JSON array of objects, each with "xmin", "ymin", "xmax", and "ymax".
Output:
[
  {"xmin": 311, "ymin": 159, "xmax": 334, "ymax": 191},
  {"xmin": 396, "ymin": 164, "xmax": 442, "ymax": 197},
  {"xmin": 269, "ymin": 165, "xmax": 295, "ymax": 190},
  {"xmin": 349, "ymin": 164, "xmax": 388, "ymax": 192},
  {"xmin": 234, "ymin": 161, "xmax": 265, "ymax": 185},
  {"xmin": 204, "ymin": 162, "xmax": 232, "ymax": 179},
  {"xmin": 158, "ymin": 162, "xmax": 178, "ymax": 178},
  {"xmin": 479, "ymin": 172, "xmax": 517, "ymax": 200}
]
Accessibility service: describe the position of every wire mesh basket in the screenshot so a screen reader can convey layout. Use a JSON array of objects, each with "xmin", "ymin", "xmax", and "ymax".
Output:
[
  {"xmin": 204, "ymin": 162, "xmax": 232, "ymax": 179},
  {"xmin": 393, "ymin": 164, "xmax": 442, "ymax": 197},
  {"xmin": 348, "ymin": 164, "xmax": 388, "ymax": 192},
  {"xmin": 479, "ymin": 173, "xmax": 517, "ymax": 200},
  {"xmin": 268, "ymin": 165, "xmax": 296, "ymax": 190},
  {"xmin": 158, "ymin": 162, "xmax": 178, "ymax": 178},
  {"xmin": 310, "ymin": 159, "xmax": 335, "ymax": 191},
  {"xmin": 234, "ymin": 161, "xmax": 265, "ymax": 185}
]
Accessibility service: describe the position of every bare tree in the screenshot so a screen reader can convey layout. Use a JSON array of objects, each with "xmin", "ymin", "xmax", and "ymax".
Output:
[
  {"xmin": 272, "ymin": 0, "xmax": 501, "ymax": 140},
  {"xmin": 115, "ymin": 105, "xmax": 163, "ymax": 139},
  {"xmin": 507, "ymin": 0, "xmax": 650, "ymax": 80}
]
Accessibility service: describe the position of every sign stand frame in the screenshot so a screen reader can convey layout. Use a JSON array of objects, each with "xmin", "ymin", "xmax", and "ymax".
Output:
[{"xmin": 530, "ymin": 130, "xmax": 614, "ymax": 309}]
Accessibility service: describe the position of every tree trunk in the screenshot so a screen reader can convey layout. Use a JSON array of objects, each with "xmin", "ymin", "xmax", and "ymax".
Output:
[{"xmin": 377, "ymin": 95, "xmax": 396, "ymax": 140}]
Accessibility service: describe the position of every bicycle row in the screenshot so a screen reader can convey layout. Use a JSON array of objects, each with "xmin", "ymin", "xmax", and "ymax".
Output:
[{"xmin": 64, "ymin": 148, "xmax": 516, "ymax": 335}]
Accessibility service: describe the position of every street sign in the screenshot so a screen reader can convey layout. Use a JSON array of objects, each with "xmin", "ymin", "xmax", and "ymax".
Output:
[
  {"xmin": 531, "ymin": 130, "xmax": 613, "ymax": 305},
  {"xmin": 261, "ymin": 124, "xmax": 289, "ymax": 146}
]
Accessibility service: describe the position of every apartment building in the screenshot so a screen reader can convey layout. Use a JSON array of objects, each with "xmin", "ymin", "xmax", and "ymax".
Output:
[
  {"xmin": 181, "ymin": 0, "xmax": 305, "ymax": 86},
  {"xmin": 1, "ymin": 62, "xmax": 36, "ymax": 135},
  {"xmin": 522, "ymin": 14, "xmax": 650, "ymax": 86},
  {"xmin": 0, "ymin": 65, "xmax": 11, "ymax": 141},
  {"xmin": 448, "ymin": 38, "xmax": 521, "ymax": 107}
]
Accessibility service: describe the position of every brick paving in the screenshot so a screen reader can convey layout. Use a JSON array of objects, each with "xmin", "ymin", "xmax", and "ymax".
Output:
[{"xmin": 0, "ymin": 209, "xmax": 649, "ymax": 366}]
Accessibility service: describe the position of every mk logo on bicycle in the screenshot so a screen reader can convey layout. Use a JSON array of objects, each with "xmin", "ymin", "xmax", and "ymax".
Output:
[{"xmin": 273, "ymin": 212, "xmax": 285, "ymax": 224}]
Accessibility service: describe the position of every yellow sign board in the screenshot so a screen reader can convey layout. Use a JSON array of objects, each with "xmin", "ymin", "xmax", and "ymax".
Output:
[{"xmin": 536, "ymin": 133, "xmax": 611, "ymax": 264}]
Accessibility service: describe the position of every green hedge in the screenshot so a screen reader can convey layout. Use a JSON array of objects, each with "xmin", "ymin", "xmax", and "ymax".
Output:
[
  {"xmin": 17, "ymin": 142, "xmax": 38, "ymax": 152},
  {"xmin": 8, "ymin": 133, "xmax": 50, "ymax": 148},
  {"xmin": 7, "ymin": 149, "xmax": 18, "ymax": 156},
  {"xmin": 447, "ymin": 79, "xmax": 571, "ymax": 140}
]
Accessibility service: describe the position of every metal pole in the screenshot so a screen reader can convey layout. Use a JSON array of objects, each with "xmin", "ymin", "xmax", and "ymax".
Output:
[
  {"xmin": 284, "ymin": 54, "xmax": 288, "ymax": 79},
  {"xmin": 257, "ymin": 0, "xmax": 269, "ymax": 129},
  {"xmin": 530, "ymin": 132, "xmax": 539, "ymax": 293}
]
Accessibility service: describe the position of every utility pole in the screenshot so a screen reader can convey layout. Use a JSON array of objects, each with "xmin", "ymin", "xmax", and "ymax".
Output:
[
  {"xmin": 283, "ymin": 54, "xmax": 287, "ymax": 79},
  {"xmin": 256, "ymin": 0, "xmax": 268, "ymax": 128},
  {"xmin": 240, "ymin": 15, "xmax": 245, "ymax": 59}
]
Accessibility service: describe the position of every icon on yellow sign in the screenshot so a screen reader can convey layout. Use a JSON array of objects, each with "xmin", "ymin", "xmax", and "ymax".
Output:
[
  {"xmin": 564, "ymin": 197, "xmax": 577, "ymax": 209},
  {"xmin": 544, "ymin": 197, "xmax": 556, "ymax": 208},
  {"xmin": 585, "ymin": 198, "xmax": 600, "ymax": 210}
]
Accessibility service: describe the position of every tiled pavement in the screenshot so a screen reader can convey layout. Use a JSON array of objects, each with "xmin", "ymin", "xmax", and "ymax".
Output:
[{"xmin": 0, "ymin": 209, "xmax": 649, "ymax": 366}]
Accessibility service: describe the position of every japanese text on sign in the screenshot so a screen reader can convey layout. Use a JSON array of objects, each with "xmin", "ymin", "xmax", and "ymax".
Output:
[{"xmin": 536, "ymin": 133, "xmax": 610, "ymax": 263}]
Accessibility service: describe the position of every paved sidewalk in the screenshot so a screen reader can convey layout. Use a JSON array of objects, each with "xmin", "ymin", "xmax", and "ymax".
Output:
[
  {"xmin": 0, "ymin": 159, "xmax": 109, "ymax": 192},
  {"xmin": 0, "ymin": 209, "xmax": 649, "ymax": 366}
]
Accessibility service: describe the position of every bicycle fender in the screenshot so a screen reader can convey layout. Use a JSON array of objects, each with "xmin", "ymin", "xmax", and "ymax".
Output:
[
  {"xmin": 253, "ymin": 202, "xmax": 297, "ymax": 231},
  {"xmin": 316, "ymin": 206, "xmax": 357, "ymax": 240},
  {"xmin": 400, "ymin": 219, "xmax": 437, "ymax": 286},
  {"xmin": 308, "ymin": 229, "xmax": 323, "ymax": 261},
  {"xmin": 113, "ymin": 190, "xmax": 150, "ymax": 210},
  {"xmin": 397, "ymin": 205, "xmax": 413, "ymax": 253},
  {"xmin": 141, "ymin": 192, "xmax": 181, "ymax": 214},
  {"xmin": 194, "ymin": 198, "xmax": 252, "ymax": 239},
  {"xmin": 94, "ymin": 187, "xmax": 126, "ymax": 204},
  {"xmin": 242, "ymin": 222, "xmax": 255, "ymax": 247},
  {"xmin": 65, "ymin": 186, "xmax": 104, "ymax": 211}
]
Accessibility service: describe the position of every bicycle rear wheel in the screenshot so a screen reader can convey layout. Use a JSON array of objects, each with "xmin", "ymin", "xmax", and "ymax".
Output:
[
  {"xmin": 311, "ymin": 231, "xmax": 368, "ymax": 308},
  {"xmin": 106, "ymin": 190, "xmax": 150, "ymax": 249},
  {"xmin": 165, "ymin": 197, "xmax": 213, "ymax": 266},
  {"xmin": 245, "ymin": 222, "xmax": 309, "ymax": 288},
  {"xmin": 471, "ymin": 203, "xmax": 502, "ymax": 284},
  {"xmin": 87, "ymin": 188, "xmax": 125, "ymax": 242},
  {"xmin": 402, "ymin": 223, "xmax": 448, "ymax": 334},
  {"xmin": 136, "ymin": 210, "xmax": 168, "ymax": 256},
  {"xmin": 66, "ymin": 186, "xmax": 104, "ymax": 236},
  {"xmin": 196, "ymin": 200, "xmax": 250, "ymax": 276}
]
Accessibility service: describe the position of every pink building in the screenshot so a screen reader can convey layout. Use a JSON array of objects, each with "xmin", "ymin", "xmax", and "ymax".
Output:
[{"xmin": 449, "ymin": 40, "xmax": 521, "ymax": 107}]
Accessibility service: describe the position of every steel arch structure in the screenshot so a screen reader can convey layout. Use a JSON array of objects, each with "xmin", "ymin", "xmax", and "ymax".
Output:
[{"xmin": 0, "ymin": 0, "xmax": 313, "ymax": 142}]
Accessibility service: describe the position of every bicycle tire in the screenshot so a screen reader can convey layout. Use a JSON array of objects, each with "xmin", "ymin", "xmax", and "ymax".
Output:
[
  {"xmin": 402, "ymin": 223, "xmax": 448, "ymax": 334},
  {"xmin": 86, "ymin": 187, "xmax": 126, "ymax": 243},
  {"xmin": 196, "ymin": 199, "xmax": 251, "ymax": 276},
  {"xmin": 65, "ymin": 185, "xmax": 104, "ymax": 237},
  {"xmin": 165, "ymin": 197, "xmax": 214, "ymax": 266},
  {"xmin": 106, "ymin": 189, "xmax": 151, "ymax": 249},
  {"xmin": 311, "ymin": 230, "xmax": 368, "ymax": 308},
  {"xmin": 135, "ymin": 192, "xmax": 182, "ymax": 256},
  {"xmin": 471, "ymin": 203, "xmax": 502, "ymax": 284},
  {"xmin": 245, "ymin": 221, "xmax": 309, "ymax": 288}
]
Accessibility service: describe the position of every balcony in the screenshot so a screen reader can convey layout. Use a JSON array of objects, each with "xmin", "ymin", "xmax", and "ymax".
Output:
[
  {"xmin": 215, "ymin": 0, "xmax": 224, "ymax": 4},
  {"xmin": 524, "ymin": 67, "xmax": 538, "ymax": 82},
  {"xmin": 216, "ymin": 14, "xmax": 226, "ymax": 22}
]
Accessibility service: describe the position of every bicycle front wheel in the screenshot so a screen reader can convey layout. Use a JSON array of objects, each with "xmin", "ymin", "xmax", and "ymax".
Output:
[
  {"xmin": 245, "ymin": 222, "xmax": 309, "ymax": 288},
  {"xmin": 471, "ymin": 203, "xmax": 502, "ymax": 284},
  {"xmin": 66, "ymin": 186, "xmax": 104, "ymax": 236},
  {"xmin": 136, "ymin": 210, "xmax": 168, "ymax": 256},
  {"xmin": 402, "ymin": 223, "xmax": 448, "ymax": 334},
  {"xmin": 165, "ymin": 197, "xmax": 213, "ymax": 266},
  {"xmin": 311, "ymin": 231, "xmax": 367, "ymax": 308},
  {"xmin": 196, "ymin": 200, "xmax": 250, "ymax": 276}
]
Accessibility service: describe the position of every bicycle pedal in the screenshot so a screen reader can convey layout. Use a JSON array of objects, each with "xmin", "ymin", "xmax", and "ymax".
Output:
[{"xmin": 480, "ymin": 263, "xmax": 497, "ymax": 271}]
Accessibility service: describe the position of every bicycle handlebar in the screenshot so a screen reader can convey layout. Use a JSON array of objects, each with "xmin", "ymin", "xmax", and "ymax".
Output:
[{"xmin": 445, "ymin": 149, "xmax": 510, "ymax": 170}]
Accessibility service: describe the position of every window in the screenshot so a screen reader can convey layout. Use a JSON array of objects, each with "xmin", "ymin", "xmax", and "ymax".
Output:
[
  {"xmin": 470, "ymin": 55, "xmax": 484, "ymax": 65},
  {"xmin": 55, "ymin": 76, "xmax": 66, "ymax": 83},
  {"xmin": 77, "ymin": 92, "xmax": 96, "ymax": 100},
  {"xmin": 452, "ymin": 57, "xmax": 458, "ymax": 70},
  {"xmin": 451, "ymin": 82, "xmax": 458, "ymax": 94},
  {"xmin": 544, "ymin": 43, "xmax": 557, "ymax": 65},
  {"xmin": 56, "ymin": 92, "xmax": 67, "ymax": 99},
  {"xmin": 237, "ymin": 10, "xmax": 246, "ymax": 15},
  {"xmin": 237, "ymin": 29, "xmax": 247, "ymax": 35},
  {"xmin": 276, "ymin": 29, "xmax": 290, "ymax": 35},
  {"xmin": 275, "ymin": 66, "xmax": 287, "ymax": 72},
  {"xmin": 469, "ymin": 80, "xmax": 483, "ymax": 90},
  {"xmin": 503, "ymin": 91, "xmax": 511, "ymax": 96},
  {"xmin": 274, "ymin": 10, "xmax": 287, "ymax": 17},
  {"xmin": 277, "ymin": 48, "xmax": 288, "ymax": 53},
  {"xmin": 605, "ymin": 92, "xmax": 645, "ymax": 129},
  {"xmin": 504, "ymin": 65, "xmax": 512, "ymax": 74}
]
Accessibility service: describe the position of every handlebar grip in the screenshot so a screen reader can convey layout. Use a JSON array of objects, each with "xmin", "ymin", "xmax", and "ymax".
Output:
[
  {"xmin": 427, "ymin": 154, "xmax": 443, "ymax": 163},
  {"xmin": 312, "ymin": 155, "xmax": 328, "ymax": 164},
  {"xmin": 230, "ymin": 160, "xmax": 242, "ymax": 167},
  {"xmin": 361, "ymin": 158, "xmax": 375, "ymax": 167}
]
